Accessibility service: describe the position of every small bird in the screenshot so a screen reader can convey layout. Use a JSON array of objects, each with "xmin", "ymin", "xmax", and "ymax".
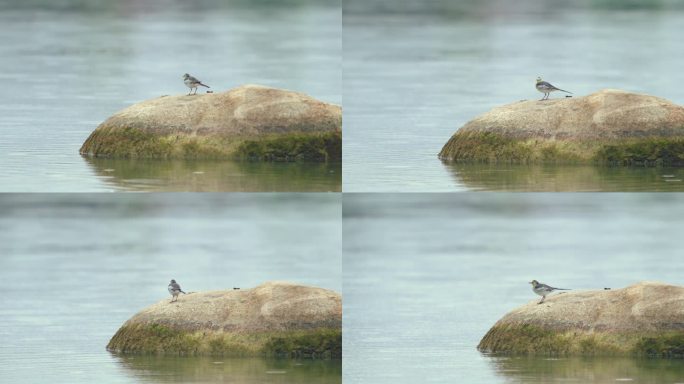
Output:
[
  {"xmin": 168, "ymin": 279, "xmax": 186, "ymax": 303},
  {"xmin": 535, "ymin": 77, "xmax": 572, "ymax": 100},
  {"xmin": 529, "ymin": 280, "xmax": 570, "ymax": 304},
  {"xmin": 182, "ymin": 73, "xmax": 210, "ymax": 95}
]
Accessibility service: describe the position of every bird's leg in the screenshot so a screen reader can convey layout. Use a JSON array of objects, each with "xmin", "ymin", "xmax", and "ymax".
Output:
[{"xmin": 538, "ymin": 296, "xmax": 545, "ymax": 304}]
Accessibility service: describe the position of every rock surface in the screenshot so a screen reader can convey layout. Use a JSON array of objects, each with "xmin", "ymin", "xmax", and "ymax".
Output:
[
  {"xmin": 439, "ymin": 89, "xmax": 684, "ymax": 165},
  {"xmin": 107, "ymin": 281, "xmax": 342, "ymax": 357},
  {"xmin": 478, "ymin": 282, "xmax": 684, "ymax": 357},
  {"xmin": 81, "ymin": 85, "xmax": 341, "ymax": 161}
]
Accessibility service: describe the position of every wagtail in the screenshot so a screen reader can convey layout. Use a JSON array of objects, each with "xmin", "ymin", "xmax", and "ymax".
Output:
[
  {"xmin": 535, "ymin": 77, "xmax": 572, "ymax": 100},
  {"xmin": 183, "ymin": 73, "xmax": 210, "ymax": 95},
  {"xmin": 529, "ymin": 280, "xmax": 569, "ymax": 304},
  {"xmin": 168, "ymin": 279, "xmax": 186, "ymax": 303}
]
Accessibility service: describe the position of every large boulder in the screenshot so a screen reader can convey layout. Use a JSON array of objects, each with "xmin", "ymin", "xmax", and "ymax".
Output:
[
  {"xmin": 107, "ymin": 281, "xmax": 342, "ymax": 358},
  {"xmin": 81, "ymin": 85, "xmax": 341, "ymax": 161},
  {"xmin": 478, "ymin": 282, "xmax": 684, "ymax": 357},
  {"xmin": 439, "ymin": 89, "xmax": 684, "ymax": 165}
]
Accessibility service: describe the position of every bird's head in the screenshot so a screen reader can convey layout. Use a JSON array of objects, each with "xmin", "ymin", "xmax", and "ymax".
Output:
[
  {"xmin": 170, "ymin": 279, "xmax": 176, "ymax": 283},
  {"xmin": 182, "ymin": 73, "xmax": 190, "ymax": 79},
  {"xmin": 536, "ymin": 77, "xmax": 543, "ymax": 83},
  {"xmin": 529, "ymin": 280, "xmax": 538, "ymax": 286}
]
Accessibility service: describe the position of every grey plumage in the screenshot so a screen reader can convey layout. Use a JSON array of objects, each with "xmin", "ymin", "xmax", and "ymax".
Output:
[
  {"xmin": 183, "ymin": 73, "xmax": 210, "ymax": 95},
  {"xmin": 536, "ymin": 77, "xmax": 572, "ymax": 100},
  {"xmin": 529, "ymin": 279, "xmax": 570, "ymax": 304},
  {"xmin": 168, "ymin": 279, "xmax": 186, "ymax": 303}
]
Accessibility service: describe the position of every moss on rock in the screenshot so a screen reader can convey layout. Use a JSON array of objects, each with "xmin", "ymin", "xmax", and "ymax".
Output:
[
  {"xmin": 80, "ymin": 85, "xmax": 341, "ymax": 161},
  {"xmin": 235, "ymin": 131, "xmax": 342, "ymax": 162},
  {"xmin": 594, "ymin": 138, "xmax": 684, "ymax": 166},
  {"xmin": 439, "ymin": 89, "xmax": 684, "ymax": 165},
  {"xmin": 107, "ymin": 282, "xmax": 342, "ymax": 359},
  {"xmin": 107, "ymin": 323, "xmax": 341, "ymax": 358},
  {"xmin": 478, "ymin": 282, "xmax": 684, "ymax": 358}
]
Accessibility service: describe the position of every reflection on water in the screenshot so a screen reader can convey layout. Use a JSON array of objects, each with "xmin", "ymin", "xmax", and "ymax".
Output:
[
  {"xmin": 84, "ymin": 157, "xmax": 341, "ymax": 192},
  {"xmin": 0, "ymin": 194, "xmax": 341, "ymax": 383},
  {"xmin": 343, "ymin": 194, "xmax": 684, "ymax": 383},
  {"xmin": 114, "ymin": 356, "xmax": 341, "ymax": 384},
  {"xmin": 446, "ymin": 163, "xmax": 684, "ymax": 191},
  {"xmin": 342, "ymin": 0, "xmax": 684, "ymax": 191},
  {"xmin": 488, "ymin": 355, "xmax": 684, "ymax": 384}
]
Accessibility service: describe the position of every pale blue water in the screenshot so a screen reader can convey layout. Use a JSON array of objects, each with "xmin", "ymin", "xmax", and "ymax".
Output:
[
  {"xmin": 0, "ymin": 0, "xmax": 341, "ymax": 192},
  {"xmin": 0, "ymin": 194, "xmax": 341, "ymax": 383},
  {"xmin": 343, "ymin": 1, "xmax": 684, "ymax": 191},
  {"xmin": 343, "ymin": 193, "xmax": 684, "ymax": 383}
]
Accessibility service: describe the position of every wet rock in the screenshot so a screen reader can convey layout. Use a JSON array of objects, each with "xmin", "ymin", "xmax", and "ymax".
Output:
[
  {"xmin": 478, "ymin": 281, "xmax": 684, "ymax": 357},
  {"xmin": 81, "ymin": 85, "xmax": 341, "ymax": 161},
  {"xmin": 439, "ymin": 89, "xmax": 684, "ymax": 165},
  {"xmin": 107, "ymin": 281, "xmax": 342, "ymax": 358}
]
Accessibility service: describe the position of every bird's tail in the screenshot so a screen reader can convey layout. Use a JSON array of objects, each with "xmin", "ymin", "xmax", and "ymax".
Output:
[
  {"xmin": 199, "ymin": 83, "xmax": 210, "ymax": 88},
  {"xmin": 557, "ymin": 88, "xmax": 572, "ymax": 94},
  {"xmin": 555, "ymin": 288, "xmax": 570, "ymax": 290},
  {"xmin": 181, "ymin": 290, "xmax": 187, "ymax": 294}
]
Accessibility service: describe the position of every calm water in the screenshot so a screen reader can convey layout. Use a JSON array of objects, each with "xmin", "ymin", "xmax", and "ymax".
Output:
[
  {"xmin": 448, "ymin": 163, "xmax": 684, "ymax": 191},
  {"xmin": 343, "ymin": 1, "xmax": 684, "ymax": 192},
  {"xmin": 0, "ymin": 194, "xmax": 341, "ymax": 383},
  {"xmin": 83, "ymin": 157, "xmax": 341, "ymax": 192},
  {"xmin": 343, "ymin": 193, "xmax": 684, "ymax": 383},
  {"xmin": 0, "ymin": 0, "xmax": 341, "ymax": 192}
]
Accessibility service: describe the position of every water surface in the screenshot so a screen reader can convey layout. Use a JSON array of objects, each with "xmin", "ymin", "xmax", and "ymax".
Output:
[
  {"xmin": 343, "ymin": 1, "xmax": 684, "ymax": 191},
  {"xmin": 0, "ymin": 0, "xmax": 341, "ymax": 192},
  {"xmin": 343, "ymin": 193, "xmax": 684, "ymax": 383},
  {"xmin": 447, "ymin": 163, "xmax": 684, "ymax": 191},
  {"xmin": 84, "ymin": 157, "xmax": 341, "ymax": 192},
  {"xmin": 0, "ymin": 194, "xmax": 341, "ymax": 383}
]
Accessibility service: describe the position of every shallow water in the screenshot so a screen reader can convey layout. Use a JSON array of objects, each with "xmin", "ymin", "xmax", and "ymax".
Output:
[
  {"xmin": 83, "ymin": 157, "xmax": 342, "ymax": 192},
  {"xmin": 0, "ymin": 194, "xmax": 341, "ymax": 383},
  {"xmin": 0, "ymin": 0, "xmax": 341, "ymax": 192},
  {"xmin": 115, "ymin": 356, "xmax": 341, "ymax": 384},
  {"xmin": 447, "ymin": 163, "xmax": 684, "ymax": 191},
  {"xmin": 342, "ymin": 1, "xmax": 684, "ymax": 192},
  {"xmin": 343, "ymin": 193, "xmax": 684, "ymax": 383}
]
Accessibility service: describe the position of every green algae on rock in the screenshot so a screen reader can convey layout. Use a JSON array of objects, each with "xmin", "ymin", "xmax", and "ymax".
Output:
[
  {"xmin": 80, "ymin": 85, "xmax": 341, "ymax": 161},
  {"xmin": 478, "ymin": 282, "xmax": 684, "ymax": 358},
  {"xmin": 439, "ymin": 89, "xmax": 684, "ymax": 165},
  {"xmin": 107, "ymin": 281, "xmax": 342, "ymax": 358}
]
